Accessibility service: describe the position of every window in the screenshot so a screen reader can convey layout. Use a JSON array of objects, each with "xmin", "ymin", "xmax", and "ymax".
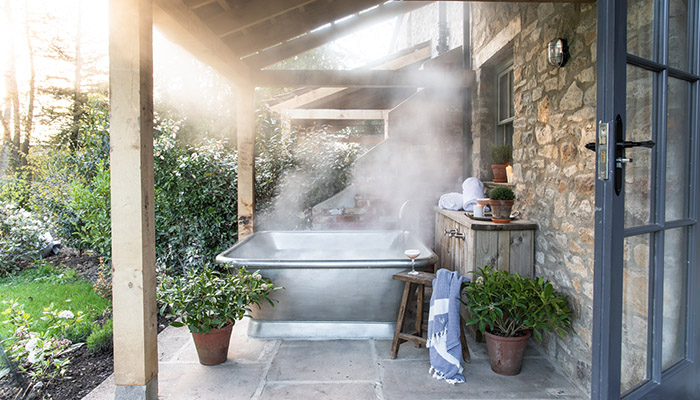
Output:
[{"xmin": 495, "ymin": 60, "xmax": 514, "ymax": 146}]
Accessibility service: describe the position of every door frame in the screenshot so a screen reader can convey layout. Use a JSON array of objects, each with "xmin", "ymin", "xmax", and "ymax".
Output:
[{"xmin": 592, "ymin": 0, "xmax": 700, "ymax": 398}]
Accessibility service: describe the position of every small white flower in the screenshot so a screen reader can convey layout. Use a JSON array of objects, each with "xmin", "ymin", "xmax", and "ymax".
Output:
[
  {"xmin": 27, "ymin": 351, "xmax": 43, "ymax": 364},
  {"xmin": 58, "ymin": 310, "xmax": 74, "ymax": 319},
  {"xmin": 261, "ymin": 284, "xmax": 268, "ymax": 291},
  {"xmin": 475, "ymin": 276, "xmax": 484, "ymax": 285},
  {"xmin": 253, "ymin": 272, "xmax": 262, "ymax": 281},
  {"xmin": 25, "ymin": 338, "xmax": 39, "ymax": 352}
]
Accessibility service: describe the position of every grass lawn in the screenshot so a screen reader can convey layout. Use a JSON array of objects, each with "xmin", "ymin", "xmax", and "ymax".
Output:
[{"xmin": 0, "ymin": 263, "xmax": 111, "ymax": 338}]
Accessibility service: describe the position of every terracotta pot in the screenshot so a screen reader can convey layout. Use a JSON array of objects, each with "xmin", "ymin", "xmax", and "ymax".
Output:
[
  {"xmin": 484, "ymin": 330, "xmax": 531, "ymax": 375},
  {"xmin": 488, "ymin": 199, "xmax": 514, "ymax": 223},
  {"xmin": 491, "ymin": 164, "xmax": 508, "ymax": 183},
  {"xmin": 191, "ymin": 322, "xmax": 234, "ymax": 365}
]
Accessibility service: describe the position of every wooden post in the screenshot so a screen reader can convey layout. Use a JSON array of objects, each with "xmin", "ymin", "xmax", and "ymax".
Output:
[
  {"xmin": 109, "ymin": 0, "xmax": 158, "ymax": 398},
  {"xmin": 237, "ymin": 85, "xmax": 255, "ymax": 240}
]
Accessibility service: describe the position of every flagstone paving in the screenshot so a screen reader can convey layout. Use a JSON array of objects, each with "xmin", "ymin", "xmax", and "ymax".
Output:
[{"xmin": 84, "ymin": 318, "xmax": 588, "ymax": 400}]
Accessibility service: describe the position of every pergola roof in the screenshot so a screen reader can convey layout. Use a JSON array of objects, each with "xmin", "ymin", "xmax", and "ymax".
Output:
[{"xmin": 153, "ymin": 0, "xmax": 432, "ymax": 87}]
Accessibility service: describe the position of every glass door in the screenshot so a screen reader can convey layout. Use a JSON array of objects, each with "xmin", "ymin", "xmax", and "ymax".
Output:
[{"xmin": 593, "ymin": 0, "xmax": 699, "ymax": 398}]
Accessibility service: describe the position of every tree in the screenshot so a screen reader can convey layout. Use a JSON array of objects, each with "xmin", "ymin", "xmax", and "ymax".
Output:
[
  {"xmin": 20, "ymin": 0, "xmax": 37, "ymax": 168},
  {"xmin": 2, "ymin": 0, "xmax": 23, "ymax": 171}
]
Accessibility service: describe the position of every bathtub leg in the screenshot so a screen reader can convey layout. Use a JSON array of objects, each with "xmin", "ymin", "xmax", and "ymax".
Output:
[{"xmin": 390, "ymin": 281, "xmax": 412, "ymax": 359}]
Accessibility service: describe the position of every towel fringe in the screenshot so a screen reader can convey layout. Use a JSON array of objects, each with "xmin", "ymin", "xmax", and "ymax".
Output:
[
  {"xmin": 428, "ymin": 366, "xmax": 465, "ymax": 385},
  {"xmin": 426, "ymin": 328, "xmax": 447, "ymax": 348}
]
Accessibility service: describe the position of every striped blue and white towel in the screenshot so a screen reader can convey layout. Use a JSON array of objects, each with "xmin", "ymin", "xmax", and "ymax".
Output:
[{"xmin": 426, "ymin": 268, "xmax": 466, "ymax": 384}]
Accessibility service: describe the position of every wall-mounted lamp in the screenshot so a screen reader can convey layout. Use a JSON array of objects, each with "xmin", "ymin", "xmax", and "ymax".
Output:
[{"xmin": 548, "ymin": 38, "xmax": 568, "ymax": 68}]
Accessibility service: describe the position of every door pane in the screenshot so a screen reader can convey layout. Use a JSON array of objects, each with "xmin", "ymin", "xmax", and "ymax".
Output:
[
  {"xmin": 625, "ymin": 66, "xmax": 654, "ymax": 227},
  {"xmin": 668, "ymin": 0, "xmax": 689, "ymax": 71},
  {"xmin": 620, "ymin": 235, "xmax": 650, "ymax": 393},
  {"xmin": 628, "ymin": 0, "xmax": 654, "ymax": 60},
  {"xmin": 662, "ymin": 227, "xmax": 688, "ymax": 370},
  {"xmin": 621, "ymin": 234, "xmax": 651, "ymax": 394},
  {"xmin": 665, "ymin": 78, "xmax": 691, "ymax": 221}
]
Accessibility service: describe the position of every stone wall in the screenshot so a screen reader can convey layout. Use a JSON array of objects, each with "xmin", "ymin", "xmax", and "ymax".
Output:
[{"xmin": 470, "ymin": 2, "xmax": 597, "ymax": 394}]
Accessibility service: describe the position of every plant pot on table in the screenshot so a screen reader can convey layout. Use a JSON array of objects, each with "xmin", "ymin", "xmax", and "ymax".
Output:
[{"xmin": 488, "ymin": 199, "xmax": 514, "ymax": 223}]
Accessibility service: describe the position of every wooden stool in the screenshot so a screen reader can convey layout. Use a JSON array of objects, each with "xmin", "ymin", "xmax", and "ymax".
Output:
[{"xmin": 389, "ymin": 270, "xmax": 470, "ymax": 363}]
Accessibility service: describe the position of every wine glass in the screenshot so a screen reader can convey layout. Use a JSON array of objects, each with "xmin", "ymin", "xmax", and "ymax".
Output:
[{"xmin": 404, "ymin": 249, "xmax": 420, "ymax": 275}]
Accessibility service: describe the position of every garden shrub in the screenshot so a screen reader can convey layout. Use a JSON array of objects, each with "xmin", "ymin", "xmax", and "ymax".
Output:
[
  {"xmin": 86, "ymin": 318, "xmax": 112, "ymax": 353},
  {"xmin": 66, "ymin": 165, "xmax": 111, "ymax": 258},
  {"xmin": 153, "ymin": 129, "xmax": 239, "ymax": 275},
  {"xmin": 0, "ymin": 201, "xmax": 49, "ymax": 275},
  {"xmin": 64, "ymin": 320, "xmax": 93, "ymax": 343}
]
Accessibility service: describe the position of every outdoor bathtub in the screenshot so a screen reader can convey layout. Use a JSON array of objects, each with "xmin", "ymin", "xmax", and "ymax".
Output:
[{"xmin": 215, "ymin": 230, "xmax": 437, "ymax": 338}]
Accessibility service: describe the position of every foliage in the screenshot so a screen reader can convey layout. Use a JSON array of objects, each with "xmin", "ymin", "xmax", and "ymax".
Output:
[
  {"xmin": 153, "ymin": 127, "xmax": 239, "ymax": 274},
  {"xmin": 490, "ymin": 143, "xmax": 512, "ymax": 164},
  {"xmin": 65, "ymin": 320, "xmax": 94, "ymax": 344},
  {"xmin": 86, "ymin": 318, "xmax": 112, "ymax": 353},
  {"xmin": 30, "ymin": 95, "xmax": 112, "ymax": 255},
  {"xmin": 488, "ymin": 186, "xmax": 515, "ymax": 201},
  {"xmin": 1, "ymin": 301, "xmax": 84, "ymax": 382},
  {"xmin": 461, "ymin": 266, "xmax": 572, "ymax": 342},
  {"xmin": 66, "ymin": 165, "xmax": 111, "ymax": 258},
  {"xmin": 0, "ymin": 201, "xmax": 50, "ymax": 275},
  {"xmin": 0, "ymin": 264, "xmax": 111, "ymax": 338},
  {"xmin": 158, "ymin": 266, "xmax": 282, "ymax": 334}
]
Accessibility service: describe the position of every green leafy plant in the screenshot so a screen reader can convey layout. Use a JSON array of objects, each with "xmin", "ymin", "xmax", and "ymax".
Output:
[
  {"xmin": 461, "ymin": 266, "xmax": 572, "ymax": 342},
  {"xmin": 488, "ymin": 186, "xmax": 515, "ymax": 201},
  {"xmin": 157, "ymin": 266, "xmax": 282, "ymax": 334},
  {"xmin": 1, "ymin": 301, "xmax": 84, "ymax": 382},
  {"xmin": 490, "ymin": 144, "xmax": 512, "ymax": 165},
  {"xmin": 86, "ymin": 318, "xmax": 112, "ymax": 353}
]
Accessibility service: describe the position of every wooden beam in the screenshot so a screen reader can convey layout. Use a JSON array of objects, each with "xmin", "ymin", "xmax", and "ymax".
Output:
[
  {"xmin": 243, "ymin": 1, "xmax": 429, "ymax": 70},
  {"xmin": 109, "ymin": 0, "xmax": 158, "ymax": 398},
  {"xmin": 224, "ymin": 0, "xmax": 382, "ymax": 57},
  {"xmin": 215, "ymin": 0, "xmax": 230, "ymax": 11},
  {"xmin": 206, "ymin": 0, "xmax": 318, "ymax": 38},
  {"xmin": 183, "ymin": 0, "xmax": 216, "ymax": 9},
  {"xmin": 254, "ymin": 69, "xmax": 476, "ymax": 88},
  {"xmin": 237, "ymin": 86, "xmax": 255, "ymax": 240},
  {"xmin": 152, "ymin": 0, "xmax": 250, "ymax": 88},
  {"xmin": 283, "ymin": 109, "xmax": 390, "ymax": 120},
  {"xmin": 268, "ymin": 44, "xmax": 430, "ymax": 112}
]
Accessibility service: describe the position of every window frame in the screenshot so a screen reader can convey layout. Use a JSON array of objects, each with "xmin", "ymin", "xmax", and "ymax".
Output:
[{"xmin": 495, "ymin": 58, "xmax": 515, "ymax": 146}]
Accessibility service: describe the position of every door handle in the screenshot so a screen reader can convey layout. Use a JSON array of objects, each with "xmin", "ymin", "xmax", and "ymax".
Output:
[{"xmin": 617, "ymin": 140, "xmax": 655, "ymax": 149}]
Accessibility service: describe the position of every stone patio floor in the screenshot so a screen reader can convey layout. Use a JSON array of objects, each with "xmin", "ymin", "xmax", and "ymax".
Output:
[{"xmin": 84, "ymin": 318, "xmax": 588, "ymax": 400}]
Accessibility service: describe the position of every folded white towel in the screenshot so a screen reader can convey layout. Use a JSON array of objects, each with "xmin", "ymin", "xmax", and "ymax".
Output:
[
  {"xmin": 462, "ymin": 177, "xmax": 484, "ymax": 212},
  {"xmin": 439, "ymin": 193, "xmax": 463, "ymax": 211}
]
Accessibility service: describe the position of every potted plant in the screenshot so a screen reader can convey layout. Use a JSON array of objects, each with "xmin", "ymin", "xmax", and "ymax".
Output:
[
  {"xmin": 461, "ymin": 266, "xmax": 572, "ymax": 375},
  {"xmin": 158, "ymin": 266, "xmax": 281, "ymax": 365},
  {"xmin": 488, "ymin": 186, "xmax": 515, "ymax": 223},
  {"xmin": 490, "ymin": 144, "xmax": 512, "ymax": 183}
]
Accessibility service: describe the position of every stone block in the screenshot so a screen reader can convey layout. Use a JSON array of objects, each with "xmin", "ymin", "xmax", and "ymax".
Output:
[
  {"xmin": 260, "ymin": 382, "xmax": 378, "ymax": 400},
  {"xmin": 560, "ymin": 83, "xmax": 583, "ymax": 110},
  {"xmin": 266, "ymin": 340, "xmax": 377, "ymax": 382}
]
